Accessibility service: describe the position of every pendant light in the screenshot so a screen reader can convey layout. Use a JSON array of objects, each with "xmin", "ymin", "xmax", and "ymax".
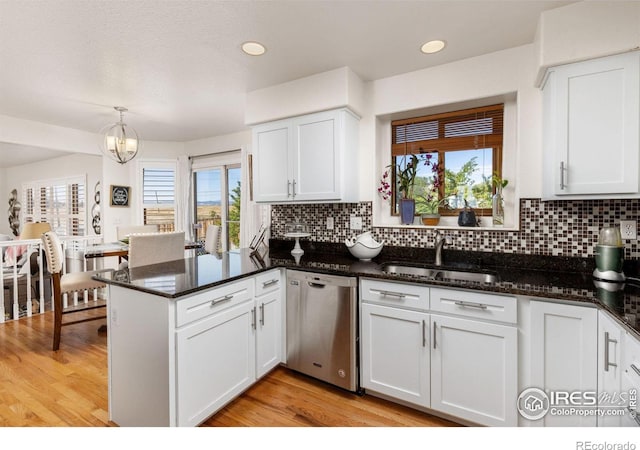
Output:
[{"xmin": 101, "ymin": 106, "xmax": 141, "ymax": 164}]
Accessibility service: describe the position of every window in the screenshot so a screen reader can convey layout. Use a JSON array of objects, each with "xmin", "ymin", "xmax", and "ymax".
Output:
[
  {"xmin": 22, "ymin": 176, "xmax": 86, "ymax": 236},
  {"xmin": 391, "ymin": 104, "xmax": 504, "ymax": 216},
  {"xmin": 142, "ymin": 166, "xmax": 176, "ymax": 232},
  {"xmin": 192, "ymin": 151, "xmax": 242, "ymax": 252}
]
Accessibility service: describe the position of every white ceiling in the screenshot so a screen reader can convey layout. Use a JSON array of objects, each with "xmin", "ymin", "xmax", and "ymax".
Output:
[{"xmin": 0, "ymin": 0, "xmax": 572, "ymax": 148}]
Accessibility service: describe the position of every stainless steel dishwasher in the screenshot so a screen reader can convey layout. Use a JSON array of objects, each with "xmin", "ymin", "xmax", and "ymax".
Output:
[{"xmin": 285, "ymin": 270, "xmax": 358, "ymax": 392}]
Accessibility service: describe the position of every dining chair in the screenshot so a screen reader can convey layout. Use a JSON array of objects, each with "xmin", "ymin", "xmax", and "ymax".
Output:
[
  {"xmin": 116, "ymin": 224, "xmax": 159, "ymax": 241},
  {"xmin": 41, "ymin": 230, "xmax": 107, "ymax": 351},
  {"xmin": 128, "ymin": 231, "xmax": 186, "ymax": 269},
  {"xmin": 204, "ymin": 225, "xmax": 221, "ymax": 254}
]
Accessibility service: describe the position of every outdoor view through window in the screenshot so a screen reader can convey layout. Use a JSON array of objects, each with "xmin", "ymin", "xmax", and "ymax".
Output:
[
  {"xmin": 194, "ymin": 166, "xmax": 241, "ymax": 251},
  {"xmin": 390, "ymin": 104, "xmax": 504, "ymax": 217}
]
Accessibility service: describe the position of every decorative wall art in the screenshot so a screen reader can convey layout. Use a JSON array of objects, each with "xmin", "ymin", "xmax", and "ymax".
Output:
[
  {"xmin": 110, "ymin": 185, "xmax": 130, "ymax": 207},
  {"xmin": 7, "ymin": 189, "xmax": 21, "ymax": 236},
  {"xmin": 91, "ymin": 181, "xmax": 101, "ymax": 234}
]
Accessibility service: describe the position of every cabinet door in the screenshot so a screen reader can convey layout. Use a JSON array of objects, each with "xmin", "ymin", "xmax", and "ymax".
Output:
[
  {"xmin": 361, "ymin": 303, "xmax": 430, "ymax": 407},
  {"xmin": 291, "ymin": 110, "xmax": 341, "ymax": 201},
  {"xmin": 430, "ymin": 315, "xmax": 517, "ymax": 426},
  {"xmin": 621, "ymin": 332, "xmax": 640, "ymax": 426},
  {"xmin": 597, "ymin": 311, "xmax": 625, "ymax": 426},
  {"xmin": 253, "ymin": 120, "xmax": 293, "ymax": 202},
  {"xmin": 176, "ymin": 300, "xmax": 256, "ymax": 426},
  {"xmin": 256, "ymin": 290, "xmax": 283, "ymax": 378},
  {"xmin": 546, "ymin": 52, "xmax": 640, "ymax": 197},
  {"xmin": 529, "ymin": 301, "xmax": 598, "ymax": 426}
]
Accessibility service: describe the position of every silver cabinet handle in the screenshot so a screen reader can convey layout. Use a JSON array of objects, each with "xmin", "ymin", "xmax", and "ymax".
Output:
[
  {"xmin": 422, "ymin": 320, "xmax": 426, "ymax": 348},
  {"xmin": 287, "ymin": 180, "xmax": 292, "ymax": 198},
  {"xmin": 262, "ymin": 279, "xmax": 278, "ymax": 288},
  {"xmin": 560, "ymin": 161, "xmax": 567, "ymax": 190},
  {"xmin": 454, "ymin": 300, "xmax": 488, "ymax": 310},
  {"xmin": 372, "ymin": 289, "xmax": 406, "ymax": 299},
  {"xmin": 433, "ymin": 321, "xmax": 437, "ymax": 349},
  {"xmin": 604, "ymin": 332, "xmax": 618, "ymax": 372},
  {"xmin": 260, "ymin": 303, "xmax": 265, "ymax": 326},
  {"xmin": 211, "ymin": 294, "xmax": 233, "ymax": 306},
  {"xmin": 631, "ymin": 364, "xmax": 640, "ymax": 377},
  {"xmin": 292, "ymin": 179, "xmax": 297, "ymax": 198},
  {"xmin": 251, "ymin": 307, "xmax": 256, "ymax": 330}
]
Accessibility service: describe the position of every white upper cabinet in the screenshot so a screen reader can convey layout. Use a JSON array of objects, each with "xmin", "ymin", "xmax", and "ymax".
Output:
[
  {"xmin": 542, "ymin": 51, "xmax": 640, "ymax": 199},
  {"xmin": 252, "ymin": 108, "xmax": 359, "ymax": 203}
]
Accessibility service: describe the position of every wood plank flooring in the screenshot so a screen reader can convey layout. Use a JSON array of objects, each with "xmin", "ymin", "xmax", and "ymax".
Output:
[{"xmin": 0, "ymin": 311, "xmax": 457, "ymax": 427}]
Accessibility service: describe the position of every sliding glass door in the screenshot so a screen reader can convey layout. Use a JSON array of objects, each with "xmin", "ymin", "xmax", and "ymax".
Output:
[{"xmin": 193, "ymin": 163, "xmax": 241, "ymax": 252}]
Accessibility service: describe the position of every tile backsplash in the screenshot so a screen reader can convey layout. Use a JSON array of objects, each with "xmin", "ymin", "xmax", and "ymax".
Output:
[{"xmin": 271, "ymin": 198, "xmax": 640, "ymax": 259}]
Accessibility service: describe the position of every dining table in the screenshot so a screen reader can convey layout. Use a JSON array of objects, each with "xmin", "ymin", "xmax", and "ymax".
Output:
[{"xmin": 83, "ymin": 241, "xmax": 203, "ymax": 260}]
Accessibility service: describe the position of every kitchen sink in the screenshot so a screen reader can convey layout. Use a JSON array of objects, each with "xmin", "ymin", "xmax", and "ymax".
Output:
[{"xmin": 380, "ymin": 263, "xmax": 498, "ymax": 284}]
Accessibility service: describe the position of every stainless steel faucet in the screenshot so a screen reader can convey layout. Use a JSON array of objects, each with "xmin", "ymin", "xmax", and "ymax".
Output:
[{"xmin": 434, "ymin": 229, "xmax": 448, "ymax": 266}]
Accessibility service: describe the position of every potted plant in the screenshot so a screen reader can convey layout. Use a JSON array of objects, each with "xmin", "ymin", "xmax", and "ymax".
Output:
[
  {"xmin": 416, "ymin": 153, "xmax": 445, "ymax": 226},
  {"xmin": 381, "ymin": 154, "xmax": 418, "ymax": 225},
  {"xmin": 490, "ymin": 172, "xmax": 509, "ymax": 226}
]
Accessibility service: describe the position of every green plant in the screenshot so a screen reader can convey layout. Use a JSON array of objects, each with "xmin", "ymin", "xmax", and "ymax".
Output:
[
  {"xmin": 491, "ymin": 171, "xmax": 509, "ymax": 190},
  {"xmin": 391, "ymin": 154, "xmax": 419, "ymax": 199}
]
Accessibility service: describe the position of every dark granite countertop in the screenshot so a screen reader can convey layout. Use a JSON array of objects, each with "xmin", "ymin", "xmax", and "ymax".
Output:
[{"xmin": 94, "ymin": 240, "xmax": 640, "ymax": 338}]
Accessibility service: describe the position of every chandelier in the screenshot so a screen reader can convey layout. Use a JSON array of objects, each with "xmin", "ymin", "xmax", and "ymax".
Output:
[{"xmin": 101, "ymin": 106, "xmax": 140, "ymax": 164}]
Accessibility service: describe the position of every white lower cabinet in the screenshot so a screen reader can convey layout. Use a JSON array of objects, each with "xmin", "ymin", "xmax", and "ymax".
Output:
[
  {"xmin": 597, "ymin": 310, "xmax": 625, "ymax": 426},
  {"xmin": 176, "ymin": 300, "xmax": 256, "ymax": 427},
  {"xmin": 360, "ymin": 279, "xmax": 518, "ymax": 426},
  {"xmin": 528, "ymin": 300, "xmax": 598, "ymax": 427},
  {"xmin": 361, "ymin": 303, "xmax": 430, "ymax": 407},
  {"xmin": 431, "ymin": 314, "xmax": 518, "ymax": 426},
  {"xmin": 108, "ymin": 269, "xmax": 284, "ymax": 427},
  {"xmin": 256, "ymin": 289, "xmax": 283, "ymax": 378}
]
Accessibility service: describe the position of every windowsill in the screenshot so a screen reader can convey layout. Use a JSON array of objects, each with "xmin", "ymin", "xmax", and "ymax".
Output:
[{"xmin": 373, "ymin": 215, "xmax": 519, "ymax": 231}]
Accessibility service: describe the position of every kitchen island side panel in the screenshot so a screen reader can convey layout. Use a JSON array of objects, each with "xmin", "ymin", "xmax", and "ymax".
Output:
[{"xmin": 108, "ymin": 285, "xmax": 174, "ymax": 427}]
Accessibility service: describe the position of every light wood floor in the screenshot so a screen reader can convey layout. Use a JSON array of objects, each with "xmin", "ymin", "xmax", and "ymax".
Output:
[{"xmin": 0, "ymin": 311, "xmax": 457, "ymax": 427}]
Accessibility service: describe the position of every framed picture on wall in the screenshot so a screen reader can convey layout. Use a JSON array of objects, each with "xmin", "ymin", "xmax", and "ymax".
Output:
[{"xmin": 110, "ymin": 185, "xmax": 130, "ymax": 207}]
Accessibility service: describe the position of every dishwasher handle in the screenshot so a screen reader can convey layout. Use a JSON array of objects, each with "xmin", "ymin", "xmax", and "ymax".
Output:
[{"xmin": 308, "ymin": 282, "xmax": 326, "ymax": 289}]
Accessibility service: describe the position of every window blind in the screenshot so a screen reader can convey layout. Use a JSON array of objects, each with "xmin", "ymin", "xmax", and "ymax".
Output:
[
  {"xmin": 391, "ymin": 104, "xmax": 504, "ymax": 156},
  {"xmin": 143, "ymin": 168, "xmax": 175, "ymax": 205},
  {"xmin": 22, "ymin": 176, "xmax": 86, "ymax": 236}
]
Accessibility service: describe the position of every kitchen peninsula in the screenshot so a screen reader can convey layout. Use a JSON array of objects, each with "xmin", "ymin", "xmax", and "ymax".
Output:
[{"xmin": 97, "ymin": 244, "xmax": 640, "ymax": 427}]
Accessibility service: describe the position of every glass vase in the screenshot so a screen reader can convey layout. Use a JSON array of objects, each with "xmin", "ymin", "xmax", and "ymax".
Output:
[
  {"xmin": 492, "ymin": 188, "xmax": 504, "ymax": 226},
  {"xmin": 399, "ymin": 198, "xmax": 415, "ymax": 225}
]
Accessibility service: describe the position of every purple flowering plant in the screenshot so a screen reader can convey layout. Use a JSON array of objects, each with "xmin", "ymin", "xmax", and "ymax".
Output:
[
  {"xmin": 417, "ymin": 152, "xmax": 447, "ymax": 214},
  {"xmin": 377, "ymin": 154, "xmax": 420, "ymax": 201}
]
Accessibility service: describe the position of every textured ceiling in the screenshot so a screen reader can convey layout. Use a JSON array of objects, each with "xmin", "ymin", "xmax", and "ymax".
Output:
[{"xmin": 0, "ymin": 0, "xmax": 571, "ymax": 145}]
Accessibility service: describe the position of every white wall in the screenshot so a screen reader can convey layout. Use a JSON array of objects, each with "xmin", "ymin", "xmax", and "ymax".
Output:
[
  {"xmin": 0, "ymin": 114, "xmax": 100, "ymax": 155},
  {"xmin": 1, "ymin": 153, "xmax": 102, "ymax": 236},
  {"xmin": 534, "ymin": 1, "xmax": 640, "ymax": 84},
  {"xmin": 184, "ymin": 130, "xmax": 251, "ymax": 156},
  {"xmin": 245, "ymin": 66, "xmax": 365, "ymax": 125},
  {"xmin": 101, "ymin": 140, "xmax": 184, "ymax": 243}
]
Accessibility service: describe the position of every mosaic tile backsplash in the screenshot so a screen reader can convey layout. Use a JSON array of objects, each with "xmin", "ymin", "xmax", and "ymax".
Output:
[{"xmin": 270, "ymin": 199, "xmax": 640, "ymax": 259}]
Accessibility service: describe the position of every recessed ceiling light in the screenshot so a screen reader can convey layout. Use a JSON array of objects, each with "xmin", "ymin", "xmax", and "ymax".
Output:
[
  {"xmin": 421, "ymin": 40, "xmax": 446, "ymax": 54},
  {"xmin": 242, "ymin": 41, "xmax": 266, "ymax": 56}
]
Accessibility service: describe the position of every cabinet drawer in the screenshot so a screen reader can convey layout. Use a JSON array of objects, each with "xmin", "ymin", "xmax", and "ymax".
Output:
[
  {"xmin": 255, "ymin": 269, "xmax": 282, "ymax": 297},
  {"xmin": 176, "ymin": 278, "xmax": 254, "ymax": 328},
  {"xmin": 360, "ymin": 278, "xmax": 429, "ymax": 311},
  {"xmin": 430, "ymin": 287, "xmax": 517, "ymax": 324}
]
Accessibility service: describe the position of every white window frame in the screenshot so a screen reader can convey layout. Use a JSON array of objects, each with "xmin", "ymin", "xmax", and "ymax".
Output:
[
  {"xmin": 137, "ymin": 159, "xmax": 178, "ymax": 231},
  {"xmin": 22, "ymin": 175, "xmax": 87, "ymax": 236}
]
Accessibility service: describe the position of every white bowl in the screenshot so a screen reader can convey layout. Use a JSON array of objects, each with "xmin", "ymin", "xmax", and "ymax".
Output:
[{"xmin": 345, "ymin": 239, "xmax": 383, "ymax": 261}]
